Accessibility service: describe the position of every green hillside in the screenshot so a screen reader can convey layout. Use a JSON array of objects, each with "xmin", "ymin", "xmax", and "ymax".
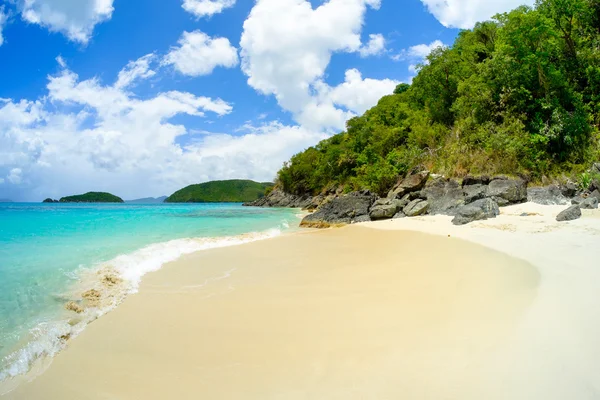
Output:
[
  {"xmin": 60, "ymin": 192, "xmax": 124, "ymax": 203},
  {"xmin": 166, "ymin": 180, "xmax": 274, "ymax": 203},
  {"xmin": 277, "ymin": 0, "xmax": 600, "ymax": 197}
]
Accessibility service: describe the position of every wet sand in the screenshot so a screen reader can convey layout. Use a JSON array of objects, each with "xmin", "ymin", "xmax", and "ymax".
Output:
[{"xmin": 5, "ymin": 226, "xmax": 539, "ymax": 399}]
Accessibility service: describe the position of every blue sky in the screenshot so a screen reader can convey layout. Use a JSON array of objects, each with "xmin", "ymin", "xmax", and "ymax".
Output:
[{"xmin": 0, "ymin": 0, "xmax": 532, "ymax": 201}]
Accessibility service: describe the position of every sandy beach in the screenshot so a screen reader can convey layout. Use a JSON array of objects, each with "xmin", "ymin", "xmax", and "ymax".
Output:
[{"xmin": 3, "ymin": 203, "xmax": 600, "ymax": 399}]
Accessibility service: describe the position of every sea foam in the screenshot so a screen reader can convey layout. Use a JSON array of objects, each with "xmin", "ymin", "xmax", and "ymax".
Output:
[{"xmin": 0, "ymin": 228, "xmax": 284, "ymax": 388}]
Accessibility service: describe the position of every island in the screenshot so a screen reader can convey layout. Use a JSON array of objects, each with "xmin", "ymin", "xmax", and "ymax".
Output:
[
  {"xmin": 165, "ymin": 180, "xmax": 273, "ymax": 203},
  {"xmin": 43, "ymin": 198, "xmax": 59, "ymax": 203},
  {"xmin": 59, "ymin": 192, "xmax": 124, "ymax": 203},
  {"xmin": 125, "ymin": 196, "xmax": 168, "ymax": 204}
]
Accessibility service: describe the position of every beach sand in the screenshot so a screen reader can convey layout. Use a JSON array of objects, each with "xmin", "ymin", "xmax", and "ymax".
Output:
[{"xmin": 4, "ymin": 224, "xmax": 542, "ymax": 399}]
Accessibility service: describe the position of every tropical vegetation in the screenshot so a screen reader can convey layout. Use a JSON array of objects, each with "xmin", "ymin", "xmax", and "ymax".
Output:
[
  {"xmin": 59, "ymin": 192, "xmax": 125, "ymax": 203},
  {"xmin": 166, "ymin": 180, "xmax": 274, "ymax": 203}
]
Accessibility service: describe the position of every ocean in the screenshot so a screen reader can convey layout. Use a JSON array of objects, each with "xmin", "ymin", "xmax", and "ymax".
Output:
[{"xmin": 0, "ymin": 202, "xmax": 299, "ymax": 382}]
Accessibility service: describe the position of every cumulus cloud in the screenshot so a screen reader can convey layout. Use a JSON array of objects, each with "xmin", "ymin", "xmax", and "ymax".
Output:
[
  {"xmin": 393, "ymin": 40, "xmax": 446, "ymax": 74},
  {"xmin": 115, "ymin": 54, "xmax": 157, "ymax": 89},
  {"xmin": 19, "ymin": 0, "xmax": 115, "ymax": 44},
  {"xmin": 162, "ymin": 30, "xmax": 239, "ymax": 77},
  {"xmin": 240, "ymin": 0, "xmax": 393, "ymax": 130},
  {"xmin": 0, "ymin": 7, "xmax": 7, "ymax": 47},
  {"xmin": 420, "ymin": 0, "xmax": 535, "ymax": 29},
  {"xmin": 359, "ymin": 33, "xmax": 386, "ymax": 57},
  {"xmin": 0, "ymin": 57, "xmax": 329, "ymax": 201},
  {"xmin": 182, "ymin": 0, "xmax": 236, "ymax": 18}
]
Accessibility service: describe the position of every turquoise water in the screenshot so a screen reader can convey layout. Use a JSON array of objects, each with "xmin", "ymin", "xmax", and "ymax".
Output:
[{"xmin": 0, "ymin": 203, "xmax": 299, "ymax": 381}]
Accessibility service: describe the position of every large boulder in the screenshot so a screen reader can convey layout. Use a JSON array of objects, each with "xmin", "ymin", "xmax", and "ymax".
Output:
[
  {"xmin": 528, "ymin": 185, "xmax": 569, "ymax": 205},
  {"xmin": 462, "ymin": 175, "xmax": 491, "ymax": 186},
  {"xmin": 388, "ymin": 171, "xmax": 430, "ymax": 199},
  {"xmin": 560, "ymin": 182, "xmax": 579, "ymax": 198},
  {"xmin": 556, "ymin": 205, "xmax": 582, "ymax": 222},
  {"xmin": 486, "ymin": 178, "xmax": 527, "ymax": 206},
  {"xmin": 452, "ymin": 199, "xmax": 500, "ymax": 226},
  {"xmin": 300, "ymin": 190, "xmax": 377, "ymax": 228},
  {"xmin": 463, "ymin": 184, "xmax": 487, "ymax": 204},
  {"xmin": 590, "ymin": 190, "xmax": 600, "ymax": 201},
  {"xmin": 403, "ymin": 199, "xmax": 430, "ymax": 217},
  {"xmin": 369, "ymin": 198, "xmax": 408, "ymax": 221},
  {"xmin": 420, "ymin": 178, "xmax": 465, "ymax": 215},
  {"xmin": 572, "ymin": 196, "xmax": 599, "ymax": 209},
  {"xmin": 245, "ymin": 188, "xmax": 314, "ymax": 208}
]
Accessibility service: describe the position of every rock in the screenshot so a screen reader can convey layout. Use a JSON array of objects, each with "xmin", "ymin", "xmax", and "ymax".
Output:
[
  {"xmin": 300, "ymin": 190, "xmax": 376, "ymax": 228},
  {"xmin": 463, "ymin": 184, "xmax": 487, "ymax": 204},
  {"xmin": 420, "ymin": 178, "xmax": 465, "ymax": 215},
  {"xmin": 388, "ymin": 171, "xmax": 430, "ymax": 199},
  {"xmin": 244, "ymin": 188, "xmax": 314, "ymax": 208},
  {"xmin": 393, "ymin": 211, "xmax": 406, "ymax": 219},
  {"xmin": 592, "ymin": 162, "xmax": 600, "ymax": 174},
  {"xmin": 404, "ymin": 199, "xmax": 429, "ymax": 217},
  {"xmin": 369, "ymin": 198, "xmax": 405, "ymax": 220},
  {"xmin": 560, "ymin": 182, "xmax": 578, "ymax": 198},
  {"xmin": 65, "ymin": 301, "xmax": 84, "ymax": 314},
  {"xmin": 42, "ymin": 198, "xmax": 59, "ymax": 203},
  {"xmin": 353, "ymin": 215, "xmax": 372, "ymax": 224},
  {"xmin": 590, "ymin": 190, "xmax": 600, "ymax": 201},
  {"xmin": 528, "ymin": 185, "xmax": 569, "ymax": 205},
  {"xmin": 556, "ymin": 205, "xmax": 582, "ymax": 222},
  {"xmin": 462, "ymin": 175, "xmax": 491, "ymax": 186},
  {"xmin": 452, "ymin": 199, "xmax": 500, "ymax": 226},
  {"xmin": 591, "ymin": 179, "xmax": 600, "ymax": 192},
  {"xmin": 486, "ymin": 178, "xmax": 527, "ymax": 206},
  {"xmin": 572, "ymin": 196, "xmax": 599, "ymax": 209}
]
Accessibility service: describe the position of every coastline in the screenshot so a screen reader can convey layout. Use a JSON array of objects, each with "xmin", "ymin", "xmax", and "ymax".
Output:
[{"xmin": 3, "ymin": 203, "xmax": 599, "ymax": 399}]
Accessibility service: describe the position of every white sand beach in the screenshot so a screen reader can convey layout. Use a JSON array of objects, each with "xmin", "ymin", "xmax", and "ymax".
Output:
[{"xmin": 3, "ymin": 203, "xmax": 600, "ymax": 399}]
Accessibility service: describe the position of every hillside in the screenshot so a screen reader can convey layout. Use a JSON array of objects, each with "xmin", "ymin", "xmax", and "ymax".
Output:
[
  {"xmin": 59, "ymin": 192, "xmax": 124, "ymax": 203},
  {"xmin": 277, "ymin": 0, "xmax": 600, "ymax": 197},
  {"xmin": 166, "ymin": 180, "xmax": 273, "ymax": 203}
]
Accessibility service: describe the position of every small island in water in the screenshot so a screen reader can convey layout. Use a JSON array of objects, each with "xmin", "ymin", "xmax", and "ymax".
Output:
[
  {"xmin": 166, "ymin": 180, "xmax": 273, "ymax": 203},
  {"xmin": 44, "ymin": 192, "xmax": 124, "ymax": 203}
]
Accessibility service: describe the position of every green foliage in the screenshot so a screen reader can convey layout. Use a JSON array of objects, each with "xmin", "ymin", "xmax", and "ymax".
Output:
[
  {"xmin": 578, "ymin": 172, "xmax": 593, "ymax": 190},
  {"xmin": 277, "ymin": 0, "xmax": 600, "ymax": 196},
  {"xmin": 60, "ymin": 192, "xmax": 124, "ymax": 203},
  {"xmin": 165, "ymin": 180, "xmax": 274, "ymax": 203}
]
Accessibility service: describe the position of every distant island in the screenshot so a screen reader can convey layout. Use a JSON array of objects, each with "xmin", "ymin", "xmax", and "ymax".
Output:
[
  {"xmin": 166, "ymin": 180, "xmax": 273, "ymax": 203},
  {"xmin": 126, "ymin": 196, "xmax": 168, "ymax": 204},
  {"xmin": 44, "ymin": 192, "xmax": 125, "ymax": 203}
]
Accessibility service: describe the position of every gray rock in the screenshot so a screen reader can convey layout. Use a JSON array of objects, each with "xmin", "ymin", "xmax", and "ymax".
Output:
[
  {"xmin": 592, "ymin": 162, "xmax": 600, "ymax": 174},
  {"xmin": 404, "ymin": 199, "xmax": 430, "ymax": 217},
  {"xmin": 369, "ymin": 203, "xmax": 399, "ymax": 220},
  {"xmin": 300, "ymin": 190, "xmax": 376, "ymax": 228},
  {"xmin": 528, "ymin": 185, "xmax": 569, "ymax": 205},
  {"xmin": 388, "ymin": 171, "xmax": 430, "ymax": 199},
  {"xmin": 556, "ymin": 205, "xmax": 582, "ymax": 222},
  {"xmin": 572, "ymin": 196, "xmax": 599, "ymax": 209},
  {"xmin": 560, "ymin": 182, "xmax": 578, "ymax": 198},
  {"xmin": 486, "ymin": 178, "xmax": 527, "ymax": 206},
  {"xmin": 420, "ymin": 178, "xmax": 465, "ymax": 215},
  {"xmin": 591, "ymin": 179, "xmax": 600, "ymax": 192},
  {"xmin": 463, "ymin": 184, "xmax": 487, "ymax": 204},
  {"xmin": 393, "ymin": 211, "xmax": 406, "ymax": 219},
  {"xmin": 452, "ymin": 198, "xmax": 500, "ymax": 226},
  {"xmin": 245, "ymin": 188, "xmax": 314, "ymax": 208},
  {"xmin": 590, "ymin": 190, "xmax": 600, "ymax": 201},
  {"xmin": 462, "ymin": 175, "xmax": 491, "ymax": 186},
  {"xmin": 353, "ymin": 215, "xmax": 372, "ymax": 224}
]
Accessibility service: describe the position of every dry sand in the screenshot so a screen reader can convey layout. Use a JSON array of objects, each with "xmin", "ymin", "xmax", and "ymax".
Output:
[{"xmin": 4, "ymin": 225, "xmax": 541, "ymax": 399}]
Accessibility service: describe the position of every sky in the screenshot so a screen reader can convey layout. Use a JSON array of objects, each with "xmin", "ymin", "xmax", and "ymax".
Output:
[{"xmin": 0, "ymin": 0, "xmax": 534, "ymax": 201}]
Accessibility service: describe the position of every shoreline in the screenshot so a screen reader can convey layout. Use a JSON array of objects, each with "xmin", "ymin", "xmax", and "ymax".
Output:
[{"xmin": 3, "ymin": 202, "xmax": 600, "ymax": 399}]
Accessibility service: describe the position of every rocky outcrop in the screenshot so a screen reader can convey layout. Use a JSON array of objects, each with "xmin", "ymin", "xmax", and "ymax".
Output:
[
  {"xmin": 560, "ymin": 182, "xmax": 579, "ymax": 198},
  {"xmin": 556, "ymin": 205, "xmax": 582, "ymax": 222},
  {"xmin": 420, "ymin": 177, "xmax": 465, "ymax": 215},
  {"xmin": 528, "ymin": 185, "xmax": 569, "ymax": 205},
  {"xmin": 369, "ymin": 198, "xmax": 407, "ymax": 220},
  {"xmin": 404, "ymin": 199, "xmax": 429, "ymax": 217},
  {"xmin": 43, "ymin": 198, "xmax": 59, "ymax": 203},
  {"xmin": 388, "ymin": 171, "xmax": 430, "ymax": 199},
  {"xmin": 572, "ymin": 196, "xmax": 599, "ymax": 209},
  {"xmin": 244, "ymin": 189, "xmax": 314, "ymax": 208},
  {"xmin": 300, "ymin": 190, "xmax": 377, "ymax": 228},
  {"xmin": 452, "ymin": 199, "xmax": 500, "ymax": 226},
  {"xmin": 486, "ymin": 178, "xmax": 528, "ymax": 206}
]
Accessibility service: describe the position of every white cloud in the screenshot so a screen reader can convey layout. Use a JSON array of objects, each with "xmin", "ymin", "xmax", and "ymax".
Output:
[
  {"xmin": 359, "ymin": 33, "xmax": 386, "ymax": 57},
  {"xmin": 0, "ymin": 59, "xmax": 329, "ymax": 201},
  {"xmin": 115, "ymin": 54, "xmax": 157, "ymax": 89},
  {"xmin": 7, "ymin": 168, "xmax": 22, "ymax": 184},
  {"xmin": 20, "ymin": 0, "xmax": 115, "ymax": 44},
  {"xmin": 162, "ymin": 30, "xmax": 239, "ymax": 77},
  {"xmin": 240, "ymin": 0, "xmax": 391, "ymax": 130},
  {"xmin": 393, "ymin": 40, "xmax": 446, "ymax": 74},
  {"xmin": 420, "ymin": 0, "xmax": 535, "ymax": 29},
  {"xmin": 182, "ymin": 0, "xmax": 236, "ymax": 18},
  {"xmin": 0, "ymin": 7, "xmax": 7, "ymax": 47}
]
